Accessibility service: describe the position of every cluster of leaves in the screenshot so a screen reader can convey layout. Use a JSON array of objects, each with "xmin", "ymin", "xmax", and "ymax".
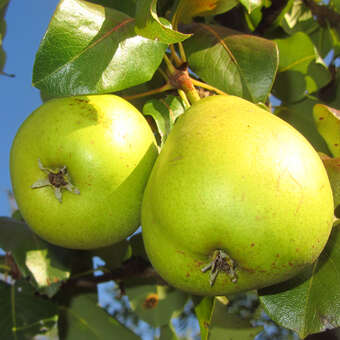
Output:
[{"xmin": 1, "ymin": 0, "xmax": 340, "ymax": 339}]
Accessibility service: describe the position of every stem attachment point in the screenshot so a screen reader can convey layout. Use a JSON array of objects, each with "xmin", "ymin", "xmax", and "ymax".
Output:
[
  {"xmin": 31, "ymin": 159, "xmax": 80, "ymax": 203},
  {"xmin": 201, "ymin": 250, "xmax": 238, "ymax": 287}
]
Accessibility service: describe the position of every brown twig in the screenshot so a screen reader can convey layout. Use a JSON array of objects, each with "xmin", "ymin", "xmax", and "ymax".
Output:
[
  {"xmin": 303, "ymin": 0, "xmax": 340, "ymax": 27},
  {"xmin": 69, "ymin": 257, "xmax": 167, "ymax": 289}
]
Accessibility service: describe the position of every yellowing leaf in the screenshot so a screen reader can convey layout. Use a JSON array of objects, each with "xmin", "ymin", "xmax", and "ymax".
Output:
[
  {"xmin": 176, "ymin": 0, "xmax": 238, "ymax": 23},
  {"xmin": 313, "ymin": 104, "xmax": 340, "ymax": 157},
  {"xmin": 319, "ymin": 153, "xmax": 340, "ymax": 210}
]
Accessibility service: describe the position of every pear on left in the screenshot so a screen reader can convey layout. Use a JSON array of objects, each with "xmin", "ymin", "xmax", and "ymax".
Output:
[{"xmin": 10, "ymin": 95, "xmax": 158, "ymax": 249}]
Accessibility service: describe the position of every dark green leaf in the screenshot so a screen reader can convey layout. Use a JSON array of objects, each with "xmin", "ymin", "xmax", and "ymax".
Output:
[
  {"xmin": 0, "ymin": 280, "xmax": 58, "ymax": 339},
  {"xmin": 259, "ymin": 226, "xmax": 340, "ymax": 339},
  {"xmin": 209, "ymin": 299, "xmax": 263, "ymax": 340},
  {"xmin": 0, "ymin": 217, "xmax": 71, "ymax": 297},
  {"xmin": 135, "ymin": 0, "xmax": 191, "ymax": 44},
  {"xmin": 126, "ymin": 285, "xmax": 188, "ymax": 327},
  {"xmin": 59, "ymin": 292, "xmax": 139, "ymax": 339},
  {"xmin": 183, "ymin": 23, "xmax": 278, "ymax": 103},
  {"xmin": 192, "ymin": 296, "xmax": 215, "ymax": 340},
  {"xmin": 275, "ymin": 98, "xmax": 330, "ymax": 154},
  {"xmin": 91, "ymin": 240, "xmax": 132, "ymax": 270},
  {"xmin": 175, "ymin": 0, "xmax": 238, "ymax": 23},
  {"xmin": 273, "ymin": 32, "xmax": 319, "ymax": 102},
  {"xmin": 159, "ymin": 324, "xmax": 180, "ymax": 340},
  {"xmin": 129, "ymin": 232, "xmax": 149, "ymax": 262},
  {"xmin": 143, "ymin": 95, "xmax": 186, "ymax": 146},
  {"xmin": 310, "ymin": 26, "xmax": 334, "ymax": 59},
  {"xmin": 33, "ymin": 0, "xmax": 167, "ymax": 97},
  {"xmin": 313, "ymin": 104, "xmax": 340, "ymax": 157},
  {"xmin": 306, "ymin": 58, "xmax": 331, "ymax": 95}
]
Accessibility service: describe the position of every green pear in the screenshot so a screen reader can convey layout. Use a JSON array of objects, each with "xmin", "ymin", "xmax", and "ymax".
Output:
[
  {"xmin": 141, "ymin": 95, "xmax": 334, "ymax": 296},
  {"xmin": 10, "ymin": 95, "xmax": 158, "ymax": 249}
]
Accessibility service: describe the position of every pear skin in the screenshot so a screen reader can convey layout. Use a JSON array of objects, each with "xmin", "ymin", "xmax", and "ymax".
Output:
[{"xmin": 142, "ymin": 95, "xmax": 334, "ymax": 296}]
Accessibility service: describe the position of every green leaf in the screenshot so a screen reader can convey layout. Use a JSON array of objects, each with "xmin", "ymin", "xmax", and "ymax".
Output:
[
  {"xmin": 59, "ymin": 292, "xmax": 139, "ymax": 339},
  {"xmin": 175, "ymin": 0, "xmax": 238, "ymax": 23},
  {"xmin": 330, "ymin": 27, "xmax": 340, "ymax": 57},
  {"xmin": 305, "ymin": 58, "xmax": 331, "ymax": 95},
  {"xmin": 331, "ymin": 0, "xmax": 340, "ymax": 14},
  {"xmin": 135, "ymin": 0, "xmax": 191, "ymax": 44},
  {"xmin": 280, "ymin": 0, "xmax": 318, "ymax": 35},
  {"xmin": 159, "ymin": 323, "xmax": 180, "ymax": 340},
  {"xmin": 129, "ymin": 232, "xmax": 149, "ymax": 262},
  {"xmin": 238, "ymin": 0, "xmax": 263, "ymax": 13},
  {"xmin": 275, "ymin": 98, "xmax": 330, "ymax": 154},
  {"xmin": 33, "ymin": 0, "xmax": 167, "ymax": 98},
  {"xmin": 0, "ymin": 217, "xmax": 71, "ymax": 297},
  {"xmin": 143, "ymin": 95, "xmax": 186, "ymax": 146},
  {"xmin": 273, "ymin": 32, "xmax": 319, "ymax": 103},
  {"xmin": 91, "ymin": 240, "xmax": 132, "ymax": 270},
  {"xmin": 319, "ymin": 154, "xmax": 340, "ymax": 210},
  {"xmin": 209, "ymin": 299, "xmax": 263, "ymax": 340},
  {"xmin": 313, "ymin": 104, "xmax": 340, "ymax": 157},
  {"xmin": 259, "ymin": 226, "xmax": 340, "ymax": 339},
  {"xmin": 192, "ymin": 296, "xmax": 215, "ymax": 340},
  {"xmin": 126, "ymin": 285, "xmax": 188, "ymax": 327},
  {"xmin": 310, "ymin": 26, "xmax": 334, "ymax": 59},
  {"xmin": 244, "ymin": 6, "xmax": 263, "ymax": 31},
  {"xmin": 86, "ymin": 0, "xmax": 137, "ymax": 16},
  {"xmin": 0, "ymin": 280, "xmax": 58, "ymax": 339},
  {"xmin": 183, "ymin": 23, "xmax": 278, "ymax": 103}
]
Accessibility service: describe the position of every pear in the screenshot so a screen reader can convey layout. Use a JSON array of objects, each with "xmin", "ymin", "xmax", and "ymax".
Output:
[{"xmin": 141, "ymin": 95, "xmax": 334, "ymax": 296}]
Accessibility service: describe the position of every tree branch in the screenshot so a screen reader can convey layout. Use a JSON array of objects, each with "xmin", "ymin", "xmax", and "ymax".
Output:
[
  {"xmin": 303, "ymin": 0, "xmax": 340, "ymax": 27},
  {"xmin": 69, "ymin": 257, "xmax": 167, "ymax": 289}
]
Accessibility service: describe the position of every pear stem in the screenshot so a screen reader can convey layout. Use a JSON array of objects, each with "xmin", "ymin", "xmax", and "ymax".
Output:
[
  {"xmin": 190, "ymin": 78, "xmax": 230, "ymax": 96},
  {"xmin": 169, "ymin": 45, "xmax": 183, "ymax": 67},
  {"xmin": 164, "ymin": 54, "xmax": 200, "ymax": 104},
  {"xmin": 122, "ymin": 83, "xmax": 174, "ymax": 101}
]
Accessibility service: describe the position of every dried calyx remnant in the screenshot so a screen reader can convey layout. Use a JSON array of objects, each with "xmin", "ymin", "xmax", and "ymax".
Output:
[
  {"xmin": 201, "ymin": 249, "xmax": 237, "ymax": 287},
  {"xmin": 31, "ymin": 159, "xmax": 80, "ymax": 203}
]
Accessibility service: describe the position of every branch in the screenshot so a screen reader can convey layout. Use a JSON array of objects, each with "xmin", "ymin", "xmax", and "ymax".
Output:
[
  {"xmin": 69, "ymin": 257, "xmax": 167, "ymax": 289},
  {"xmin": 303, "ymin": 0, "xmax": 340, "ymax": 27}
]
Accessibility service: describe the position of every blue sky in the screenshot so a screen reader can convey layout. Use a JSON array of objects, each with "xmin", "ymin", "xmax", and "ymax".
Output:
[{"xmin": 0, "ymin": 0, "xmax": 59, "ymax": 216}]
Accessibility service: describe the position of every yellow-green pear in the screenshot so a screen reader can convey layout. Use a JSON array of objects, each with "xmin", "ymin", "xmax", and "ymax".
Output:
[
  {"xmin": 10, "ymin": 95, "xmax": 158, "ymax": 249},
  {"xmin": 141, "ymin": 95, "xmax": 334, "ymax": 296}
]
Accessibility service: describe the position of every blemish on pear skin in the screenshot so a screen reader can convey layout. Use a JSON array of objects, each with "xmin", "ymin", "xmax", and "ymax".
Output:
[
  {"xmin": 195, "ymin": 260, "xmax": 204, "ymax": 267},
  {"xmin": 276, "ymin": 254, "xmax": 280, "ymax": 258},
  {"xmin": 186, "ymin": 272, "xmax": 190, "ymax": 277},
  {"xmin": 143, "ymin": 293, "xmax": 159, "ymax": 309},
  {"xmin": 250, "ymin": 243, "xmax": 255, "ymax": 247},
  {"xmin": 288, "ymin": 262, "xmax": 293, "ymax": 267}
]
